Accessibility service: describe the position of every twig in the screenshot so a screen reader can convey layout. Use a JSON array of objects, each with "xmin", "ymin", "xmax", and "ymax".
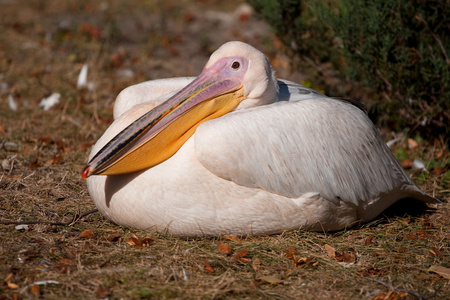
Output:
[
  {"xmin": 365, "ymin": 276, "xmax": 435, "ymax": 300},
  {"xmin": 0, "ymin": 209, "xmax": 99, "ymax": 226}
]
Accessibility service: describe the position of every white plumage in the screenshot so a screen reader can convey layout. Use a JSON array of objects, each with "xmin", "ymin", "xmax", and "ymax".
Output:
[{"xmin": 85, "ymin": 41, "xmax": 436, "ymax": 237}]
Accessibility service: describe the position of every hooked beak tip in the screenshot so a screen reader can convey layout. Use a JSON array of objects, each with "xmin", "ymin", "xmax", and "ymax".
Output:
[{"xmin": 82, "ymin": 166, "xmax": 90, "ymax": 179}]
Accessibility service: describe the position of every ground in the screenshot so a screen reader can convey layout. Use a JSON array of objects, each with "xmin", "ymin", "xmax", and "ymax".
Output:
[{"xmin": 0, "ymin": 1, "xmax": 449, "ymax": 299}]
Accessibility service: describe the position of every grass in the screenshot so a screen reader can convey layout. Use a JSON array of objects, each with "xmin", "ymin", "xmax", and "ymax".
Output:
[{"xmin": 0, "ymin": 0, "xmax": 449, "ymax": 299}]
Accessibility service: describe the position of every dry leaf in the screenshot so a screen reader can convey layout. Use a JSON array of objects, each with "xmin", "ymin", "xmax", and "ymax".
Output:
[
  {"xmin": 202, "ymin": 259, "xmax": 214, "ymax": 273},
  {"xmin": 59, "ymin": 258, "xmax": 72, "ymax": 265},
  {"xmin": 435, "ymin": 149, "xmax": 446, "ymax": 159},
  {"xmin": 372, "ymin": 292, "xmax": 408, "ymax": 300},
  {"xmin": 286, "ymin": 247, "xmax": 299, "ymax": 255},
  {"xmin": 54, "ymin": 264, "xmax": 69, "ymax": 274},
  {"xmin": 324, "ymin": 244, "xmax": 336, "ymax": 258},
  {"xmin": 258, "ymin": 275, "xmax": 283, "ymax": 285},
  {"xmin": 234, "ymin": 249, "xmax": 251, "ymax": 263},
  {"xmin": 408, "ymin": 138, "xmax": 418, "ymax": 149},
  {"xmin": 218, "ymin": 241, "xmax": 232, "ymax": 255},
  {"xmin": 105, "ymin": 234, "xmax": 121, "ymax": 243},
  {"xmin": 43, "ymin": 158, "xmax": 55, "ymax": 168},
  {"xmin": 282, "ymin": 247, "xmax": 299, "ymax": 260},
  {"xmin": 336, "ymin": 249, "xmax": 357, "ymax": 263},
  {"xmin": 30, "ymin": 284, "xmax": 40, "ymax": 296},
  {"xmin": 401, "ymin": 159, "xmax": 413, "ymax": 169},
  {"xmin": 429, "ymin": 247, "xmax": 443, "ymax": 258},
  {"xmin": 222, "ymin": 234, "xmax": 242, "ymax": 242},
  {"xmin": 252, "ymin": 258, "xmax": 261, "ymax": 271},
  {"xmin": 96, "ymin": 284, "xmax": 110, "ymax": 298},
  {"xmin": 79, "ymin": 229, "xmax": 95, "ymax": 239},
  {"xmin": 364, "ymin": 234, "xmax": 376, "ymax": 245},
  {"xmin": 294, "ymin": 256, "xmax": 318, "ymax": 268},
  {"xmin": 7, "ymin": 281, "xmax": 19, "ymax": 289},
  {"xmin": 126, "ymin": 237, "xmax": 142, "ymax": 247},
  {"xmin": 141, "ymin": 236, "xmax": 153, "ymax": 246},
  {"xmin": 433, "ymin": 166, "xmax": 444, "ymax": 176},
  {"xmin": 29, "ymin": 159, "xmax": 41, "ymax": 169},
  {"xmin": 428, "ymin": 265, "xmax": 450, "ymax": 279},
  {"xmin": 4, "ymin": 273, "xmax": 19, "ymax": 290},
  {"xmin": 360, "ymin": 267, "xmax": 385, "ymax": 278}
]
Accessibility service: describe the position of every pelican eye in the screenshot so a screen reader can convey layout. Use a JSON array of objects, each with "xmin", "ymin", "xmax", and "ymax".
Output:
[{"xmin": 231, "ymin": 61, "xmax": 240, "ymax": 69}]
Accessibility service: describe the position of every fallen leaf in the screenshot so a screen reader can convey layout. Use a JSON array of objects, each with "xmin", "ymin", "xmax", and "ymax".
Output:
[
  {"xmin": 286, "ymin": 247, "xmax": 299, "ymax": 255},
  {"xmin": 0, "ymin": 125, "xmax": 5, "ymax": 133},
  {"xmin": 43, "ymin": 158, "xmax": 55, "ymax": 168},
  {"xmin": 401, "ymin": 159, "xmax": 413, "ymax": 169},
  {"xmin": 294, "ymin": 256, "xmax": 317, "ymax": 268},
  {"xmin": 4, "ymin": 273, "xmax": 19, "ymax": 290},
  {"xmin": 360, "ymin": 267, "xmax": 385, "ymax": 278},
  {"xmin": 407, "ymin": 138, "xmax": 418, "ymax": 149},
  {"xmin": 218, "ymin": 241, "xmax": 232, "ymax": 255},
  {"xmin": 433, "ymin": 166, "xmax": 444, "ymax": 176},
  {"xmin": 435, "ymin": 149, "xmax": 446, "ymax": 159},
  {"xmin": 252, "ymin": 258, "xmax": 261, "ymax": 271},
  {"xmin": 7, "ymin": 281, "xmax": 19, "ymax": 289},
  {"xmin": 96, "ymin": 284, "xmax": 110, "ymax": 298},
  {"xmin": 335, "ymin": 249, "xmax": 357, "ymax": 263},
  {"xmin": 30, "ymin": 284, "xmax": 40, "ymax": 296},
  {"xmin": 105, "ymin": 234, "xmax": 121, "ymax": 243},
  {"xmin": 282, "ymin": 247, "xmax": 299, "ymax": 260},
  {"xmin": 59, "ymin": 258, "xmax": 72, "ymax": 265},
  {"xmin": 234, "ymin": 249, "xmax": 251, "ymax": 263},
  {"xmin": 79, "ymin": 229, "xmax": 95, "ymax": 239},
  {"xmin": 29, "ymin": 159, "xmax": 41, "ymax": 169},
  {"xmin": 324, "ymin": 244, "xmax": 336, "ymax": 258},
  {"xmin": 258, "ymin": 275, "xmax": 283, "ymax": 285},
  {"xmin": 202, "ymin": 259, "xmax": 214, "ymax": 273},
  {"xmin": 428, "ymin": 265, "xmax": 450, "ymax": 279},
  {"xmin": 421, "ymin": 218, "xmax": 434, "ymax": 229},
  {"xmin": 55, "ymin": 140, "xmax": 67, "ymax": 151},
  {"xmin": 141, "ymin": 236, "xmax": 153, "ymax": 246},
  {"xmin": 222, "ymin": 234, "xmax": 242, "ymax": 242},
  {"xmin": 38, "ymin": 137, "xmax": 53, "ymax": 145},
  {"xmin": 406, "ymin": 230, "xmax": 428, "ymax": 240},
  {"xmin": 429, "ymin": 247, "xmax": 443, "ymax": 258},
  {"xmin": 372, "ymin": 291, "xmax": 408, "ymax": 300},
  {"xmin": 109, "ymin": 53, "xmax": 124, "ymax": 68},
  {"xmin": 126, "ymin": 236, "xmax": 142, "ymax": 247},
  {"xmin": 54, "ymin": 264, "xmax": 69, "ymax": 274},
  {"xmin": 364, "ymin": 234, "xmax": 376, "ymax": 245}
]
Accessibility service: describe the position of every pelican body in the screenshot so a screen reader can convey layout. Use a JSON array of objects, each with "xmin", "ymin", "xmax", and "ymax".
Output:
[{"xmin": 84, "ymin": 41, "xmax": 436, "ymax": 237}]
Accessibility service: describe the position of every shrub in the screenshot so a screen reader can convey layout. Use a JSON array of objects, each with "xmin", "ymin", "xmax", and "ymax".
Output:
[{"xmin": 249, "ymin": 0, "xmax": 450, "ymax": 138}]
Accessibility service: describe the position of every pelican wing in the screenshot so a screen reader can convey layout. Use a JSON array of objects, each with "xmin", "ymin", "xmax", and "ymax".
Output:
[
  {"xmin": 277, "ymin": 79, "xmax": 325, "ymax": 101},
  {"xmin": 195, "ymin": 93, "xmax": 412, "ymax": 206}
]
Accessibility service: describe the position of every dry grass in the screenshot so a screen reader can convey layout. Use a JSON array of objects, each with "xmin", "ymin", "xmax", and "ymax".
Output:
[{"xmin": 0, "ymin": 1, "xmax": 449, "ymax": 299}]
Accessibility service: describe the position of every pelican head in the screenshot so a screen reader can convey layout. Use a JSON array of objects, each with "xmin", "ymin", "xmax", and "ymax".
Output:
[{"xmin": 82, "ymin": 41, "xmax": 278, "ymax": 178}]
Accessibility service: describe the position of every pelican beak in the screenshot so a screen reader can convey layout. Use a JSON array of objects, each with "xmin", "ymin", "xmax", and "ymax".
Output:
[{"xmin": 82, "ymin": 61, "xmax": 246, "ymax": 178}]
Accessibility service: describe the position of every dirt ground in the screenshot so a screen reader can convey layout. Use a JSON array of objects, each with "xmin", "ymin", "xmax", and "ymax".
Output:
[{"xmin": 0, "ymin": 1, "xmax": 449, "ymax": 299}]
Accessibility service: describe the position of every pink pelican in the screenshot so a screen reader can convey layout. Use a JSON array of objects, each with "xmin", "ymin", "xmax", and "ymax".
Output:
[{"xmin": 83, "ymin": 41, "xmax": 437, "ymax": 236}]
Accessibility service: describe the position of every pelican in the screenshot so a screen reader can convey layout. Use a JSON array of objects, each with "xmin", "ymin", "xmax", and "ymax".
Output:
[{"xmin": 83, "ymin": 41, "xmax": 437, "ymax": 237}]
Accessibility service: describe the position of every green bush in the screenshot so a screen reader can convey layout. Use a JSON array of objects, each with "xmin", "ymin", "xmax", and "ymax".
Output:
[
  {"xmin": 247, "ymin": 0, "xmax": 336, "ymax": 63},
  {"xmin": 249, "ymin": 0, "xmax": 450, "ymax": 138}
]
